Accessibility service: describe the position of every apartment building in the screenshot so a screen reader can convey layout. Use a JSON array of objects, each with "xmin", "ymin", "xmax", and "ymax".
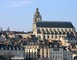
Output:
[{"xmin": 0, "ymin": 44, "xmax": 24, "ymax": 60}]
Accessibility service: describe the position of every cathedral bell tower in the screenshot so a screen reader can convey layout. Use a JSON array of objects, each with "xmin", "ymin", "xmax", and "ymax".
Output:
[
  {"xmin": 33, "ymin": 8, "xmax": 42, "ymax": 35},
  {"xmin": 33, "ymin": 8, "xmax": 42, "ymax": 23}
]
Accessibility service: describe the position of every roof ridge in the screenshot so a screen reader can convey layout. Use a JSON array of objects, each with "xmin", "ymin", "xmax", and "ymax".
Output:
[{"xmin": 40, "ymin": 21, "xmax": 71, "ymax": 23}]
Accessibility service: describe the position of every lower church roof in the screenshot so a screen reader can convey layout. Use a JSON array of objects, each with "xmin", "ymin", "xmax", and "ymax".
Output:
[{"xmin": 36, "ymin": 21, "xmax": 74, "ymax": 28}]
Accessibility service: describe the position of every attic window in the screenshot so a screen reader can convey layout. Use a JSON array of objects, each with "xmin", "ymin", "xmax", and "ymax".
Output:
[
  {"xmin": 54, "ymin": 45, "xmax": 57, "ymax": 47},
  {"xmin": 21, "ymin": 48, "xmax": 22, "ymax": 50},
  {"xmin": 9, "ymin": 47, "xmax": 11, "ymax": 50},
  {"xmin": 50, "ymin": 45, "xmax": 52, "ymax": 47},
  {"xmin": 60, "ymin": 46, "xmax": 62, "ymax": 47},
  {"xmin": 1, "ymin": 47, "xmax": 3, "ymax": 50},
  {"xmin": 13, "ymin": 47, "xmax": 15, "ymax": 50},
  {"xmin": 17, "ymin": 48, "xmax": 19, "ymax": 50}
]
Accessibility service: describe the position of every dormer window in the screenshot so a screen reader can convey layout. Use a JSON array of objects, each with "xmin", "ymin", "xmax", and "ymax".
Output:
[
  {"xmin": 9, "ymin": 47, "xmax": 11, "ymax": 50},
  {"xmin": 13, "ymin": 47, "xmax": 15, "ymax": 50},
  {"xmin": 54, "ymin": 45, "xmax": 57, "ymax": 47},
  {"xmin": 5, "ymin": 47, "xmax": 7, "ymax": 49},
  {"xmin": 50, "ymin": 45, "xmax": 52, "ymax": 47},
  {"xmin": 17, "ymin": 48, "xmax": 19, "ymax": 50},
  {"xmin": 1, "ymin": 47, "xmax": 3, "ymax": 50},
  {"xmin": 60, "ymin": 46, "xmax": 62, "ymax": 47},
  {"xmin": 21, "ymin": 48, "xmax": 22, "ymax": 50}
]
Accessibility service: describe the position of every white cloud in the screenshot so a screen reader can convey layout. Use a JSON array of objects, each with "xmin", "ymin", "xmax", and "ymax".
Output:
[{"xmin": 4, "ymin": 0, "xmax": 33, "ymax": 8}]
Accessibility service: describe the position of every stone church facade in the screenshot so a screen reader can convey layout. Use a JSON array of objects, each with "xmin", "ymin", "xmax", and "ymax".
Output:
[{"xmin": 33, "ymin": 8, "xmax": 76, "ymax": 43}]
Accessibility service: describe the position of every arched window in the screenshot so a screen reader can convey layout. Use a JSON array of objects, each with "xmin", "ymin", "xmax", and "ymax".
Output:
[
  {"xmin": 37, "ymin": 28, "xmax": 41, "ymax": 33},
  {"xmin": 50, "ymin": 29, "xmax": 54, "ymax": 34},
  {"xmin": 46, "ymin": 29, "xmax": 50, "ymax": 34},
  {"xmin": 42, "ymin": 29, "xmax": 46, "ymax": 34},
  {"xmin": 47, "ymin": 35, "xmax": 49, "ymax": 39},
  {"xmin": 43, "ymin": 35, "xmax": 45, "ymax": 39}
]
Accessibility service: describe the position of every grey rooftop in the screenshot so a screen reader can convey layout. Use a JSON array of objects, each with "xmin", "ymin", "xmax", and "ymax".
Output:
[{"xmin": 36, "ymin": 21, "xmax": 74, "ymax": 28}]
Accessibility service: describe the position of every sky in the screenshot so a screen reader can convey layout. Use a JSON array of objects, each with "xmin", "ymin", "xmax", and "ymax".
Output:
[{"xmin": 0, "ymin": 0, "xmax": 77, "ymax": 32}]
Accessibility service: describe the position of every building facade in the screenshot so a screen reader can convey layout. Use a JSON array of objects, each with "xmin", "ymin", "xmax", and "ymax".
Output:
[
  {"xmin": 24, "ymin": 44, "xmax": 40, "ymax": 60},
  {"xmin": 33, "ymin": 8, "xmax": 76, "ymax": 44},
  {"xmin": 24, "ymin": 40, "xmax": 73, "ymax": 60},
  {"xmin": 0, "ymin": 44, "xmax": 24, "ymax": 60},
  {"xmin": 49, "ymin": 41, "xmax": 63, "ymax": 60}
]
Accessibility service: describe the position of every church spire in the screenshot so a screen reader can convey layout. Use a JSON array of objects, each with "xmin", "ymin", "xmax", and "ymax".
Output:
[
  {"xmin": 0, "ymin": 27, "xmax": 3, "ymax": 32},
  {"xmin": 33, "ymin": 8, "xmax": 42, "ymax": 23},
  {"xmin": 36, "ymin": 8, "xmax": 39, "ymax": 12},
  {"xmin": 7, "ymin": 27, "xmax": 10, "ymax": 32}
]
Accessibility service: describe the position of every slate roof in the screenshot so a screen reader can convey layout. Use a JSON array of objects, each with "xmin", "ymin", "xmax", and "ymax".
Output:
[
  {"xmin": 36, "ymin": 21, "xmax": 74, "ymax": 28},
  {"xmin": 74, "ymin": 56, "xmax": 77, "ymax": 59},
  {"xmin": 0, "ymin": 44, "xmax": 24, "ymax": 50},
  {"xmin": 49, "ymin": 40, "xmax": 62, "ymax": 48}
]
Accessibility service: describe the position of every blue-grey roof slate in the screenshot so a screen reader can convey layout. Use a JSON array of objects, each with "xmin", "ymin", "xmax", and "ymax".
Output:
[{"xmin": 36, "ymin": 21, "xmax": 74, "ymax": 28}]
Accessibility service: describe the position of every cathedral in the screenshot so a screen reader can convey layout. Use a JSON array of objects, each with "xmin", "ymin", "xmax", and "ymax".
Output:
[{"xmin": 33, "ymin": 8, "xmax": 76, "ymax": 43}]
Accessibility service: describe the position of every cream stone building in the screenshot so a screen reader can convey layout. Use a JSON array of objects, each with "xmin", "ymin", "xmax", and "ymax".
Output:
[
  {"xmin": 24, "ymin": 44, "xmax": 39, "ymax": 59},
  {"xmin": 23, "ymin": 40, "xmax": 73, "ymax": 60},
  {"xmin": 39, "ymin": 44, "xmax": 50, "ymax": 60},
  {"xmin": 33, "ymin": 8, "xmax": 76, "ymax": 43}
]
